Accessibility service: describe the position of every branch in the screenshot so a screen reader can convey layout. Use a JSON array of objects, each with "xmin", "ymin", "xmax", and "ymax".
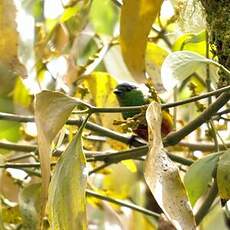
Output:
[
  {"xmin": 161, "ymin": 85, "xmax": 230, "ymax": 109},
  {"xmin": 178, "ymin": 141, "xmax": 230, "ymax": 151},
  {"xmin": 86, "ymin": 189, "xmax": 160, "ymax": 219},
  {"xmin": 164, "ymin": 92, "xmax": 230, "ymax": 146},
  {"xmin": 0, "ymin": 113, "xmax": 142, "ymax": 146},
  {"xmin": 0, "ymin": 141, "xmax": 193, "ymax": 166}
]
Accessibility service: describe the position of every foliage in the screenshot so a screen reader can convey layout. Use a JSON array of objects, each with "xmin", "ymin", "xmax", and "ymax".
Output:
[{"xmin": 0, "ymin": 0, "xmax": 230, "ymax": 229}]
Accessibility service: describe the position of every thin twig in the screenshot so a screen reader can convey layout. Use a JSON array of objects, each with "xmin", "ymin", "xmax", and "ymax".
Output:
[
  {"xmin": 164, "ymin": 92, "xmax": 230, "ymax": 147},
  {"xmin": 86, "ymin": 189, "xmax": 160, "ymax": 219},
  {"xmin": 88, "ymin": 162, "xmax": 112, "ymax": 175}
]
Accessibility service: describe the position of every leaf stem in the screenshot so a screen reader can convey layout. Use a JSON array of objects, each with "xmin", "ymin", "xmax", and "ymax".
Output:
[{"xmin": 86, "ymin": 189, "xmax": 160, "ymax": 219}]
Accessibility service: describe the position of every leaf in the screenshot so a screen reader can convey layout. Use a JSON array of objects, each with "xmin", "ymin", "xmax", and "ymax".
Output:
[
  {"xmin": 145, "ymin": 42, "xmax": 169, "ymax": 92},
  {"xmin": 89, "ymin": 0, "xmax": 118, "ymax": 35},
  {"xmin": 199, "ymin": 204, "xmax": 229, "ymax": 230},
  {"xmin": 103, "ymin": 163, "xmax": 137, "ymax": 199},
  {"xmin": 0, "ymin": 0, "xmax": 27, "ymax": 77},
  {"xmin": 0, "ymin": 97, "xmax": 21, "ymax": 143},
  {"xmin": 47, "ymin": 120, "xmax": 87, "ymax": 230},
  {"xmin": 144, "ymin": 102, "xmax": 196, "ymax": 230},
  {"xmin": 49, "ymin": 23, "xmax": 69, "ymax": 54},
  {"xmin": 62, "ymin": 0, "xmax": 91, "ymax": 35},
  {"xmin": 13, "ymin": 77, "xmax": 32, "ymax": 109},
  {"xmin": 161, "ymin": 51, "xmax": 217, "ymax": 90},
  {"xmin": 184, "ymin": 153, "xmax": 219, "ymax": 206},
  {"xmin": 217, "ymin": 150, "xmax": 230, "ymax": 199},
  {"xmin": 0, "ymin": 121, "xmax": 21, "ymax": 142},
  {"xmin": 103, "ymin": 45, "xmax": 134, "ymax": 82},
  {"xmin": 19, "ymin": 183, "xmax": 42, "ymax": 229},
  {"xmin": 34, "ymin": 91, "xmax": 78, "ymax": 221},
  {"xmin": 78, "ymin": 72, "xmax": 120, "ymax": 129},
  {"xmin": 173, "ymin": 31, "xmax": 207, "ymax": 56},
  {"xmin": 120, "ymin": 0, "xmax": 163, "ymax": 82}
]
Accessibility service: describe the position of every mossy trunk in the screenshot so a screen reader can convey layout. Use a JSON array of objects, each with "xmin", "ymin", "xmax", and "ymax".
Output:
[{"xmin": 200, "ymin": 0, "xmax": 230, "ymax": 87}]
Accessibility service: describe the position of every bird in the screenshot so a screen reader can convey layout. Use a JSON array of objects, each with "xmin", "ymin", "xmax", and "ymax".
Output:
[
  {"xmin": 113, "ymin": 82, "xmax": 173, "ymax": 140},
  {"xmin": 114, "ymin": 82, "xmax": 173, "ymax": 214}
]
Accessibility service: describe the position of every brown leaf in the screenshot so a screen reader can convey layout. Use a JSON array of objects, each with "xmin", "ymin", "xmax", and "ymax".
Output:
[
  {"xmin": 144, "ymin": 102, "xmax": 196, "ymax": 230},
  {"xmin": 34, "ymin": 91, "xmax": 78, "ymax": 223}
]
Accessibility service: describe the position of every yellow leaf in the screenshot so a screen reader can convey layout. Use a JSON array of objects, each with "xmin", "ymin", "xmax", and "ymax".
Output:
[
  {"xmin": 13, "ymin": 77, "xmax": 32, "ymax": 108},
  {"xmin": 78, "ymin": 72, "xmax": 121, "ymax": 129},
  {"xmin": 103, "ymin": 164, "xmax": 137, "ymax": 199},
  {"xmin": 145, "ymin": 42, "xmax": 169, "ymax": 92},
  {"xmin": 122, "ymin": 160, "xmax": 137, "ymax": 173},
  {"xmin": 47, "ymin": 121, "xmax": 87, "ymax": 230},
  {"xmin": 120, "ymin": 0, "xmax": 163, "ymax": 82},
  {"xmin": 0, "ymin": 0, "xmax": 27, "ymax": 77},
  {"xmin": 34, "ymin": 91, "xmax": 78, "ymax": 223},
  {"xmin": 144, "ymin": 102, "xmax": 196, "ymax": 230}
]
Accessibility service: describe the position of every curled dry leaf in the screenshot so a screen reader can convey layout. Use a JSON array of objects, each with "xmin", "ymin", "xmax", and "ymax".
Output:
[
  {"xmin": 34, "ymin": 91, "xmax": 78, "ymax": 223},
  {"xmin": 144, "ymin": 102, "xmax": 196, "ymax": 230}
]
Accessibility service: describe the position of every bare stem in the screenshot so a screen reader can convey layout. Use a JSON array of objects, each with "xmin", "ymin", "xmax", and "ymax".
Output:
[
  {"xmin": 164, "ymin": 92, "xmax": 230, "ymax": 146},
  {"xmin": 86, "ymin": 189, "xmax": 160, "ymax": 219}
]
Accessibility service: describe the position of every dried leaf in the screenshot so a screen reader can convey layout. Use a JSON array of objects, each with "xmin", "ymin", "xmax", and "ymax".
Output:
[
  {"xmin": 120, "ymin": 0, "xmax": 163, "ymax": 82},
  {"xmin": 64, "ymin": 55, "xmax": 79, "ymax": 85},
  {"xmin": 34, "ymin": 91, "xmax": 78, "ymax": 221},
  {"xmin": 47, "ymin": 121, "xmax": 87, "ymax": 230},
  {"xmin": 0, "ymin": 0, "xmax": 27, "ymax": 77},
  {"xmin": 144, "ymin": 102, "xmax": 196, "ymax": 230},
  {"xmin": 49, "ymin": 23, "xmax": 69, "ymax": 54},
  {"xmin": 217, "ymin": 150, "xmax": 230, "ymax": 199}
]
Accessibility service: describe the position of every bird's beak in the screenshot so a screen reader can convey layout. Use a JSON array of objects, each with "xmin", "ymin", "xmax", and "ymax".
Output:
[{"xmin": 113, "ymin": 89, "xmax": 123, "ymax": 96}]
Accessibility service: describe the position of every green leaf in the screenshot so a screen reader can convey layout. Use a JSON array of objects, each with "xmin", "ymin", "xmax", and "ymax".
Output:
[
  {"xmin": 184, "ymin": 153, "xmax": 219, "ymax": 206},
  {"xmin": 0, "ymin": 97, "xmax": 21, "ymax": 143},
  {"xmin": 217, "ymin": 150, "xmax": 230, "ymax": 199},
  {"xmin": 19, "ymin": 183, "xmax": 42, "ymax": 229},
  {"xmin": 161, "ymin": 51, "xmax": 218, "ymax": 90},
  {"xmin": 89, "ymin": 0, "xmax": 118, "ymax": 34},
  {"xmin": 0, "ymin": 121, "xmax": 21, "ymax": 142},
  {"xmin": 173, "ymin": 31, "xmax": 207, "ymax": 56},
  {"xmin": 47, "ymin": 119, "xmax": 88, "ymax": 230},
  {"xmin": 200, "ymin": 204, "xmax": 229, "ymax": 230},
  {"xmin": 34, "ymin": 91, "xmax": 78, "ymax": 221},
  {"xmin": 120, "ymin": 0, "xmax": 163, "ymax": 82},
  {"xmin": 144, "ymin": 102, "xmax": 196, "ymax": 229}
]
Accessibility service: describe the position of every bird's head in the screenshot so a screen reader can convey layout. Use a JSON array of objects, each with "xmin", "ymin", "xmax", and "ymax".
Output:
[{"xmin": 113, "ymin": 82, "xmax": 145, "ymax": 119}]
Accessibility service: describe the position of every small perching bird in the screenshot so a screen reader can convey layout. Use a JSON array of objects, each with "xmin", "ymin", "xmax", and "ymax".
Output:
[{"xmin": 113, "ymin": 82, "xmax": 173, "ymax": 140}]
